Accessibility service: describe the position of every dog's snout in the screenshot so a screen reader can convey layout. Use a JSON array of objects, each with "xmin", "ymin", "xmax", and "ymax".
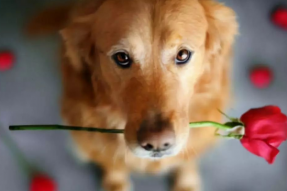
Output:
[{"xmin": 137, "ymin": 118, "xmax": 175, "ymax": 152}]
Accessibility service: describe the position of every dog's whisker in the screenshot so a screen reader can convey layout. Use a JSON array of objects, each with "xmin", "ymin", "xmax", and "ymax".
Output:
[
  {"xmin": 101, "ymin": 145, "xmax": 107, "ymax": 155},
  {"xmin": 183, "ymin": 147, "xmax": 188, "ymax": 160},
  {"xmin": 124, "ymin": 147, "xmax": 129, "ymax": 165},
  {"xmin": 190, "ymin": 146, "xmax": 199, "ymax": 158},
  {"xmin": 113, "ymin": 147, "xmax": 120, "ymax": 165}
]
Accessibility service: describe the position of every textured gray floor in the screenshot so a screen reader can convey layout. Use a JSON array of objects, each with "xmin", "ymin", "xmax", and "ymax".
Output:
[{"xmin": 1, "ymin": 0, "xmax": 287, "ymax": 191}]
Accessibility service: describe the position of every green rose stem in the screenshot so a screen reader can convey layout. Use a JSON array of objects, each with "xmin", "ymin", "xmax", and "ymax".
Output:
[
  {"xmin": 10, "ymin": 125, "xmax": 125, "ymax": 133},
  {"xmin": 189, "ymin": 121, "xmax": 233, "ymax": 130},
  {"xmin": 9, "ymin": 121, "xmax": 234, "ymax": 133},
  {"xmin": 0, "ymin": 128, "xmax": 37, "ymax": 177}
]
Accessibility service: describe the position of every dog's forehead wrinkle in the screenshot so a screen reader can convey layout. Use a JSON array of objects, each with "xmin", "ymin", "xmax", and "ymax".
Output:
[
  {"xmin": 101, "ymin": 0, "xmax": 207, "ymax": 68},
  {"xmin": 154, "ymin": 0, "xmax": 208, "ymax": 49}
]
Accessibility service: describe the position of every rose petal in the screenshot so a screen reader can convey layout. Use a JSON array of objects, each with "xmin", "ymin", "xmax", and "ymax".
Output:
[
  {"xmin": 240, "ymin": 105, "xmax": 287, "ymax": 140},
  {"xmin": 240, "ymin": 106, "xmax": 283, "ymax": 123},
  {"xmin": 243, "ymin": 115, "xmax": 287, "ymax": 140},
  {"xmin": 266, "ymin": 137, "xmax": 286, "ymax": 148},
  {"xmin": 240, "ymin": 138, "xmax": 279, "ymax": 164},
  {"xmin": 30, "ymin": 174, "xmax": 56, "ymax": 191}
]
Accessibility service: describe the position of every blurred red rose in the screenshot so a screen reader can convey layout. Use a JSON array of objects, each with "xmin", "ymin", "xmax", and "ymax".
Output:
[
  {"xmin": 0, "ymin": 51, "xmax": 15, "ymax": 71},
  {"xmin": 272, "ymin": 7, "xmax": 287, "ymax": 29},
  {"xmin": 30, "ymin": 174, "xmax": 57, "ymax": 191},
  {"xmin": 240, "ymin": 106, "xmax": 287, "ymax": 164}
]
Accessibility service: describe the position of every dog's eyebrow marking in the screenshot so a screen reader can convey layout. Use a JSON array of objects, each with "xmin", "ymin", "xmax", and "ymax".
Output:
[
  {"xmin": 160, "ymin": 32, "xmax": 187, "ymax": 65},
  {"xmin": 161, "ymin": 43, "xmax": 193, "ymax": 65},
  {"xmin": 107, "ymin": 43, "xmax": 129, "ymax": 57},
  {"xmin": 107, "ymin": 35, "xmax": 147, "ymax": 65}
]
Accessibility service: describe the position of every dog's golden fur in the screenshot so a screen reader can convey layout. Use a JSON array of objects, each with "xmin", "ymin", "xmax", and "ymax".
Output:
[{"xmin": 27, "ymin": 0, "xmax": 238, "ymax": 190}]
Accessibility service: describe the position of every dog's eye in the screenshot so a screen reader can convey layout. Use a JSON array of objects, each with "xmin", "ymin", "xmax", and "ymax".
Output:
[
  {"xmin": 175, "ymin": 49, "xmax": 192, "ymax": 65},
  {"xmin": 112, "ymin": 52, "xmax": 132, "ymax": 68}
]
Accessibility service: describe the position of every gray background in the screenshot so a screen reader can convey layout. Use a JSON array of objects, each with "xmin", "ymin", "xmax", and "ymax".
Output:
[{"xmin": 1, "ymin": 0, "xmax": 287, "ymax": 191}]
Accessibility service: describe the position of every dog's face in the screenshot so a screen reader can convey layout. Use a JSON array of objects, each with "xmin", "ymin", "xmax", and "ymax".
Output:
[
  {"xmin": 92, "ymin": 0, "xmax": 208, "ymax": 159},
  {"xmin": 62, "ymin": 0, "xmax": 237, "ymax": 159}
]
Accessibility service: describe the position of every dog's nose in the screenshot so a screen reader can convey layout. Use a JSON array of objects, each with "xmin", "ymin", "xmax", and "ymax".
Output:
[{"xmin": 137, "ymin": 119, "xmax": 175, "ymax": 152}]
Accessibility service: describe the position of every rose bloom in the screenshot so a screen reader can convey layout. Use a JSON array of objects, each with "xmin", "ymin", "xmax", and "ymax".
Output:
[
  {"xmin": 30, "ymin": 174, "xmax": 57, "ymax": 191},
  {"xmin": 240, "ymin": 106, "xmax": 287, "ymax": 164}
]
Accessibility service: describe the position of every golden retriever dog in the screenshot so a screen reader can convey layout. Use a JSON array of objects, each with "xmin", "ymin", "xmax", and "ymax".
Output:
[{"xmin": 27, "ymin": 0, "xmax": 238, "ymax": 190}]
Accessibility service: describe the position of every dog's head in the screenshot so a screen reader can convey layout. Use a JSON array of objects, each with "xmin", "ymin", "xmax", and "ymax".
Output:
[{"xmin": 61, "ymin": 0, "xmax": 237, "ymax": 159}]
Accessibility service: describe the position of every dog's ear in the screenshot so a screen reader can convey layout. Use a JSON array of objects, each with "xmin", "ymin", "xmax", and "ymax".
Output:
[
  {"xmin": 201, "ymin": 0, "xmax": 238, "ymax": 56},
  {"xmin": 60, "ymin": 1, "xmax": 113, "ymax": 110},
  {"xmin": 60, "ymin": 0, "xmax": 105, "ymax": 72},
  {"xmin": 25, "ymin": 4, "xmax": 72, "ymax": 37},
  {"xmin": 60, "ymin": 22, "xmax": 93, "ymax": 72},
  {"xmin": 196, "ymin": 0, "xmax": 238, "ymax": 106}
]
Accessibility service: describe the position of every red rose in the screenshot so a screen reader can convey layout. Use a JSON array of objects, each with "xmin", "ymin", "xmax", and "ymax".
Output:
[
  {"xmin": 0, "ymin": 51, "xmax": 15, "ymax": 71},
  {"xmin": 30, "ymin": 174, "xmax": 57, "ymax": 191},
  {"xmin": 271, "ymin": 7, "xmax": 287, "ymax": 29},
  {"xmin": 240, "ymin": 106, "xmax": 287, "ymax": 164}
]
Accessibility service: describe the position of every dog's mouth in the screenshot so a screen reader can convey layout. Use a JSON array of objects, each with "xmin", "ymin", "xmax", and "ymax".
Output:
[
  {"xmin": 135, "ymin": 150, "xmax": 174, "ymax": 159},
  {"xmin": 128, "ymin": 142, "xmax": 183, "ymax": 160},
  {"xmin": 150, "ymin": 150, "xmax": 174, "ymax": 159}
]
